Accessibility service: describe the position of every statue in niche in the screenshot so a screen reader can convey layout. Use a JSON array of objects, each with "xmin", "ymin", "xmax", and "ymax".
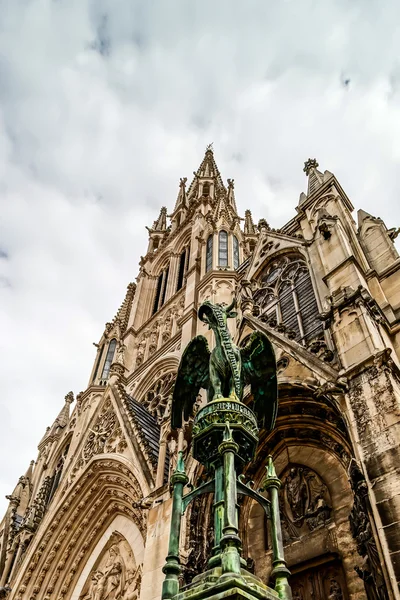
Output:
[
  {"xmin": 349, "ymin": 461, "xmax": 389, "ymax": 600},
  {"xmin": 79, "ymin": 536, "xmax": 138, "ymax": 600},
  {"xmin": 116, "ymin": 343, "xmax": 126, "ymax": 366},
  {"xmin": 286, "ymin": 467, "xmax": 308, "ymax": 523},
  {"xmin": 328, "ymin": 579, "xmax": 343, "ymax": 600}
]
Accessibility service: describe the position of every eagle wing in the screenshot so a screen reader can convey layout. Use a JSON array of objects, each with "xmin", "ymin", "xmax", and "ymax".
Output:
[
  {"xmin": 171, "ymin": 335, "xmax": 210, "ymax": 429},
  {"xmin": 240, "ymin": 331, "xmax": 278, "ymax": 431}
]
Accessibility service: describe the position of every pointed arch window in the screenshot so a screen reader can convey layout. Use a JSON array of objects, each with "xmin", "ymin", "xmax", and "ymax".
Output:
[
  {"xmin": 219, "ymin": 231, "xmax": 228, "ymax": 267},
  {"xmin": 177, "ymin": 247, "xmax": 189, "ymax": 291},
  {"xmin": 101, "ymin": 338, "xmax": 117, "ymax": 380},
  {"xmin": 153, "ymin": 264, "xmax": 170, "ymax": 314},
  {"xmin": 206, "ymin": 235, "xmax": 213, "ymax": 272},
  {"xmin": 160, "ymin": 266, "xmax": 169, "ymax": 306},
  {"xmin": 202, "ymin": 182, "xmax": 210, "ymax": 197},
  {"xmin": 92, "ymin": 344, "xmax": 104, "ymax": 382},
  {"xmin": 254, "ymin": 255, "xmax": 323, "ymax": 345},
  {"xmin": 233, "ymin": 236, "xmax": 240, "ymax": 270}
]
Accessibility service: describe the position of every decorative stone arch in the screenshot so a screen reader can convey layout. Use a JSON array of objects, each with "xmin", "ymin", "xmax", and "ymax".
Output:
[
  {"xmin": 251, "ymin": 245, "xmax": 309, "ymax": 282},
  {"xmin": 134, "ymin": 355, "xmax": 179, "ymax": 406},
  {"xmin": 70, "ymin": 514, "xmax": 144, "ymax": 600},
  {"xmin": 10, "ymin": 456, "xmax": 146, "ymax": 600},
  {"xmin": 151, "ymin": 248, "xmax": 172, "ymax": 276},
  {"xmin": 238, "ymin": 385, "xmax": 364, "ymax": 599},
  {"xmin": 252, "ymin": 249, "xmax": 324, "ymax": 345},
  {"xmin": 173, "ymin": 227, "xmax": 192, "ymax": 255}
]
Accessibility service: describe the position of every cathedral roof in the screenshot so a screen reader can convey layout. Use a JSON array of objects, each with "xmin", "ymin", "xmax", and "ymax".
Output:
[{"xmin": 125, "ymin": 395, "xmax": 161, "ymax": 463}]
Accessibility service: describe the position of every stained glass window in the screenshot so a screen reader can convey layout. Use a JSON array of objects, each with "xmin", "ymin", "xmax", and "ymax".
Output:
[
  {"xmin": 254, "ymin": 255, "xmax": 322, "ymax": 345},
  {"xmin": 233, "ymin": 236, "xmax": 240, "ymax": 269},
  {"xmin": 101, "ymin": 339, "xmax": 117, "ymax": 380},
  {"xmin": 219, "ymin": 231, "xmax": 228, "ymax": 267},
  {"xmin": 206, "ymin": 235, "xmax": 213, "ymax": 272}
]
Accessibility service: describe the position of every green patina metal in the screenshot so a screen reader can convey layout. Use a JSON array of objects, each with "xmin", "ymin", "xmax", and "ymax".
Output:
[
  {"xmin": 161, "ymin": 299, "xmax": 292, "ymax": 600},
  {"xmin": 171, "ymin": 299, "xmax": 278, "ymax": 432}
]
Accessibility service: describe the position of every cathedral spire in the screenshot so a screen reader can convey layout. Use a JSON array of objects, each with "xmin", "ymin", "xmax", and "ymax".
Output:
[
  {"xmin": 244, "ymin": 209, "xmax": 257, "ymax": 235},
  {"xmin": 152, "ymin": 206, "xmax": 168, "ymax": 232},
  {"xmin": 303, "ymin": 158, "xmax": 324, "ymax": 196},
  {"xmin": 51, "ymin": 392, "xmax": 74, "ymax": 432},
  {"xmin": 186, "ymin": 145, "xmax": 227, "ymax": 203},
  {"xmin": 173, "ymin": 177, "xmax": 188, "ymax": 213},
  {"xmin": 111, "ymin": 282, "xmax": 136, "ymax": 334}
]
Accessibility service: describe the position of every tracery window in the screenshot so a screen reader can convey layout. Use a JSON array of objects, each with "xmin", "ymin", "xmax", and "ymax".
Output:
[
  {"xmin": 206, "ymin": 235, "xmax": 213, "ymax": 272},
  {"xmin": 101, "ymin": 339, "xmax": 117, "ymax": 380},
  {"xmin": 233, "ymin": 235, "xmax": 240, "ymax": 270},
  {"xmin": 141, "ymin": 372, "xmax": 175, "ymax": 419},
  {"xmin": 254, "ymin": 254, "xmax": 322, "ymax": 345},
  {"xmin": 218, "ymin": 231, "xmax": 228, "ymax": 267}
]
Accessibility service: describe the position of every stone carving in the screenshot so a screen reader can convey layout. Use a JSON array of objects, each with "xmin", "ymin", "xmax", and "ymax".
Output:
[
  {"xmin": 141, "ymin": 372, "xmax": 175, "ymax": 420},
  {"xmin": 23, "ymin": 476, "xmax": 53, "ymax": 532},
  {"xmin": 280, "ymin": 465, "xmax": 331, "ymax": 542},
  {"xmin": 79, "ymin": 534, "xmax": 140, "ymax": 600},
  {"xmin": 328, "ymin": 579, "xmax": 343, "ymax": 599},
  {"xmin": 83, "ymin": 411, "xmax": 118, "ymax": 460},
  {"xmin": 67, "ymin": 402, "xmax": 127, "ymax": 487},
  {"xmin": 349, "ymin": 461, "xmax": 389, "ymax": 600},
  {"xmin": 116, "ymin": 343, "xmax": 126, "ymax": 366},
  {"xmin": 135, "ymin": 338, "xmax": 146, "ymax": 367}
]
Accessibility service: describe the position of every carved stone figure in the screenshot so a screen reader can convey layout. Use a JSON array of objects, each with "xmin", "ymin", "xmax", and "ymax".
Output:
[
  {"xmin": 280, "ymin": 465, "xmax": 331, "ymax": 542},
  {"xmin": 349, "ymin": 461, "xmax": 389, "ymax": 600},
  {"xmin": 171, "ymin": 299, "xmax": 278, "ymax": 430},
  {"xmin": 124, "ymin": 566, "xmax": 141, "ymax": 600},
  {"xmin": 80, "ymin": 541, "xmax": 132, "ymax": 600},
  {"xmin": 96, "ymin": 545, "xmax": 126, "ymax": 599},
  {"xmin": 116, "ymin": 343, "xmax": 126, "ymax": 366},
  {"xmin": 328, "ymin": 579, "xmax": 343, "ymax": 599},
  {"xmin": 286, "ymin": 468, "xmax": 308, "ymax": 523}
]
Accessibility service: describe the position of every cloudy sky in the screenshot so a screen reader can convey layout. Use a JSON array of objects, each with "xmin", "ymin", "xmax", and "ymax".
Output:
[{"xmin": 1, "ymin": 0, "xmax": 400, "ymax": 513}]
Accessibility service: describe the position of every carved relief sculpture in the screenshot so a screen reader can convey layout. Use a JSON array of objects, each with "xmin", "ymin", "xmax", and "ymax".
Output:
[
  {"xmin": 349, "ymin": 462, "xmax": 389, "ymax": 600},
  {"xmin": 79, "ymin": 534, "xmax": 140, "ymax": 600},
  {"xmin": 279, "ymin": 465, "xmax": 332, "ymax": 543}
]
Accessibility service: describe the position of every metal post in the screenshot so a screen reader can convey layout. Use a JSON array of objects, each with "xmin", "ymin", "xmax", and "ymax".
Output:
[
  {"xmin": 218, "ymin": 424, "xmax": 242, "ymax": 577},
  {"xmin": 162, "ymin": 451, "xmax": 188, "ymax": 600},
  {"xmin": 208, "ymin": 460, "xmax": 224, "ymax": 568},
  {"xmin": 263, "ymin": 456, "xmax": 292, "ymax": 600}
]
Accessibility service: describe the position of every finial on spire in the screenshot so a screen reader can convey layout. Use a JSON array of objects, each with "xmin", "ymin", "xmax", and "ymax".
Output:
[
  {"xmin": 206, "ymin": 142, "xmax": 214, "ymax": 153},
  {"xmin": 152, "ymin": 206, "xmax": 168, "ymax": 231},
  {"xmin": 303, "ymin": 158, "xmax": 319, "ymax": 176},
  {"xmin": 244, "ymin": 209, "xmax": 256, "ymax": 235},
  {"xmin": 179, "ymin": 177, "xmax": 187, "ymax": 189},
  {"xmin": 64, "ymin": 391, "xmax": 74, "ymax": 405}
]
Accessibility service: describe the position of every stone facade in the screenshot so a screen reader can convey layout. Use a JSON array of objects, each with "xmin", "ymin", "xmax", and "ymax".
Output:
[{"xmin": 1, "ymin": 150, "xmax": 400, "ymax": 600}]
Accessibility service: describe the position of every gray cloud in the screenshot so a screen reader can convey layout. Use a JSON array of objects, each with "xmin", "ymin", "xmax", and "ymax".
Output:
[{"xmin": 1, "ymin": 0, "xmax": 400, "ymax": 512}]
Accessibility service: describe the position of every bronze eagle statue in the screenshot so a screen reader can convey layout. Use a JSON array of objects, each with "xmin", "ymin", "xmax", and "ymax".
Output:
[{"xmin": 171, "ymin": 299, "xmax": 278, "ymax": 430}]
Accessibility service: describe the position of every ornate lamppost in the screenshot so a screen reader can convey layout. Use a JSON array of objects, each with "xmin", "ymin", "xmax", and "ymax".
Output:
[{"xmin": 162, "ymin": 299, "xmax": 292, "ymax": 600}]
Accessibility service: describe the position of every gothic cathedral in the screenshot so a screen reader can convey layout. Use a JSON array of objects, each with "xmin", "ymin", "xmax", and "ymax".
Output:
[{"xmin": 1, "ymin": 148, "xmax": 400, "ymax": 600}]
